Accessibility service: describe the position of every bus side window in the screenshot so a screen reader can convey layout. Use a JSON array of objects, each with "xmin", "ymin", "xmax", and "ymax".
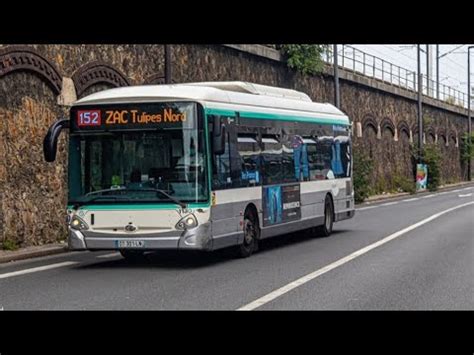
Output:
[
  {"xmin": 334, "ymin": 131, "xmax": 351, "ymax": 178},
  {"xmin": 210, "ymin": 115, "xmax": 232, "ymax": 190},
  {"xmin": 237, "ymin": 133, "xmax": 261, "ymax": 187},
  {"xmin": 261, "ymin": 133, "xmax": 282, "ymax": 185},
  {"xmin": 281, "ymin": 131, "xmax": 299, "ymax": 183}
]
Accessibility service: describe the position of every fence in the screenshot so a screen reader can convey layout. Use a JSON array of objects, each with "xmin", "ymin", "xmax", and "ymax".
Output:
[{"xmin": 263, "ymin": 45, "xmax": 468, "ymax": 109}]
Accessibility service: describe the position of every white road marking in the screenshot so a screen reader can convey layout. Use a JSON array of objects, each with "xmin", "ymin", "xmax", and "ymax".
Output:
[
  {"xmin": 452, "ymin": 189, "xmax": 462, "ymax": 192},
  {"xmin": 237, "ymin": 201, "xmax": 474, "ymax": 311},
  {"xmin": 356, "ymin": 206, "xmax": 378, "ymax": 211},
  {"xmin": 402, "ymin": 197, "xmax": 420, "ymax": 202},
  {"xmin": 97, "ymin": 253, "xmax": 120, "ymax": 259},
  {"xmin": 437, "ymin": 192, "xmax": 448, "ymax": 195},
  {"xmin": 0, "ymin": 261, "xmax": 78, "ymax": 280},
  {"xmin": 380, "ymin": 201, "xmax": 398, "ymax": 206},
  {"xmin": 458, "ymin": 193, "xmax": 472, "ymax": 198},
  {"xmin": 420, "ymin": 195, "xmax": 434, "ymax": 199}
]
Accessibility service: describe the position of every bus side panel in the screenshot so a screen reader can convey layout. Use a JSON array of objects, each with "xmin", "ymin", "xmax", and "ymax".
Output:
[{"xmin": 210, "ymin": 186, "xmax": 262, "ymax": 250}]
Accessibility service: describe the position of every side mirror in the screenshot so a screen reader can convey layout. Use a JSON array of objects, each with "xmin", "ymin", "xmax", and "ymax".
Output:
[
  {"xmin": 212, "ymin": 116, "xmax": 226, "ymax": 155},
  {"xmin": 43, "ymin": 119, "xmax": 69, "ymax": 162}
]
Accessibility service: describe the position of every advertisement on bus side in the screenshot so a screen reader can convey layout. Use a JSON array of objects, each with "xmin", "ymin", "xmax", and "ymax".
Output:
[{"xmin": 263, "ymin": 183, "xmax": 301, "ymax": 227}]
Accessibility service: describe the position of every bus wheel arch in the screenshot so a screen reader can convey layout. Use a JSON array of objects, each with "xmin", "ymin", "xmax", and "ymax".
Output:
[
  {"xmin": 236, "ymin": 204, "xmax": 260, "ymax": 258},
  {"xmin": 316, "ymin": 193, "xmax": 334, "ymax": 237}
]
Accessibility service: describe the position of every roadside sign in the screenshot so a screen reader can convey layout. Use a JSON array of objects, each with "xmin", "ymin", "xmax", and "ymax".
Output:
[{"xmin": 416, "ymin": 164, "xmax": 428, "ymax": 191}]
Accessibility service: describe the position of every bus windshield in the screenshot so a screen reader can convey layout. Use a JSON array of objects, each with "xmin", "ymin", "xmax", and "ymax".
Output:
[{"xmin": 68, "ymin": 102, "xmax": 208, "ymax": 205}]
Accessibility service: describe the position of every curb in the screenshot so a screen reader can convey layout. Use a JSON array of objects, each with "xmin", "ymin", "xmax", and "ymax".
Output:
[
  {"xmin": 0, "ymin": 244, "xmax": 69, "ymax": 264},
  {"xmin": 356, "ymin": 181, "xmax": 474, "ymax": 206}
]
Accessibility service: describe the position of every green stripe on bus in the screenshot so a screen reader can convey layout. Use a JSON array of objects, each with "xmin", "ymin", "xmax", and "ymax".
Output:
[{"xmin": 205, "ymin": 108, "xmax": 349, "ymax": 125}]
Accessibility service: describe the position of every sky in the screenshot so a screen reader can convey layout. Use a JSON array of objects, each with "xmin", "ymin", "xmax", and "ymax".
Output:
[{"xmin": 349, "ymin": 45, "xmax": 472, "ymax": 96}]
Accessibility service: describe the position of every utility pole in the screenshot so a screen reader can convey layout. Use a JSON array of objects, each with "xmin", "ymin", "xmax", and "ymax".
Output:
[
  {"xmin": 418, "ymin": 45, "xmax": 423, "ymax": 163},
  {"xmin": 468, "ymin": 46, "xmax": 473, "ymax": 181},
  {"xmin": 436, "ymin": 45, "xmax": 466, "ymax": 101},
  {"xmin": 165, "ymin": 45, "xmax": 172, "ymax": 84},
  {"xmin": 426, "ymin": 44, "xmax": 430, "ymax": 96},
  {"xmin": 333, "ymin": 44, "xmax": 340, "ymax": 108},
  {"xmin": 436, "ymin": 45, "xmax": 439, "ymax": 99}
]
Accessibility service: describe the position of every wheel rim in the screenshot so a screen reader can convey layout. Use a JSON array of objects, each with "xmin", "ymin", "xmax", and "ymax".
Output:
[
  {"xmin": 244, "ymin": 220, "xmax": 255, "ymax": 246},
  {"xmin": 325, "ymin": 203, "xmax": 332, "ymax": 231}
]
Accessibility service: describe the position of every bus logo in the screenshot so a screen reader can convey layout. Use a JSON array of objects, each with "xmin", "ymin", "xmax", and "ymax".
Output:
[
  {"xmin": 124, "ymin": 223, "xmax": 138, "ymax": 232},
  {"xmin": 77, "ymin": 110, "xmax": 101, "ymax": 126}
]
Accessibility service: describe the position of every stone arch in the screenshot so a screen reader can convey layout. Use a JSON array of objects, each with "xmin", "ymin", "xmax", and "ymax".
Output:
[
  {"xmin": 425, "ymin": 126, "xmax": 436, "ymax": 143},
  {"xmin": 449, "ymin": 130, "xmax": 458, "ymax": 148},
  {"xmin": 397, "ymin": 120, "xmax": 410, "ymax": 139},
  {"xmin": 362, "ymin": 115, "xmax": 378, "ymax": 133},
  {"xmin": 380, "ymin": 117, "xmax": 395, "ymax": 137},
  {"xmin": 72, "ymin": 61, "xmax": 130, "ymax": 98},
  {"xmin": 437, "ymin": 128, "xmax": 447, "ymax": 146},
  {"xmin": 396, "ymin": 120, "xmax": 413, "ymax": 180},
  {"xmin": 0, "ymin": 45, "xmax": 62, "ymax": 95},
  {"xmin": 144, "ymin": 73, "xmax": 166, "ymax": 85}
]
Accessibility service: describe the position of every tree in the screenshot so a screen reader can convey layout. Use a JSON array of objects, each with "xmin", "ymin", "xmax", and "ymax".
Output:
[{"xmin": 280, "ymin": 45, "xmax": 328, "ymax": 75}]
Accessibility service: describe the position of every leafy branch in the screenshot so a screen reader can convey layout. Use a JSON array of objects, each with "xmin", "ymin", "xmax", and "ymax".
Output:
[{"xmin": 280, "ymin": 44, "xmax": 328, "ymax": 75}]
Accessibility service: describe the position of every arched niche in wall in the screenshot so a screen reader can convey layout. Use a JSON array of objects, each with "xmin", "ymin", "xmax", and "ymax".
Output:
[
  {"xmin": 72, "ymin": 61, "xmax": 130, "ymax": 99},
  {"xmin": 0, "ymin": 45, "xmax": 62, "ymax": 95}
]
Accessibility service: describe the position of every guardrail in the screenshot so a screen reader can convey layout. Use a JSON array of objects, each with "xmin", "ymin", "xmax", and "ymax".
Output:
[{"xmin": 263, "ymin": 45, "xmax": 467, "ymax": 109}]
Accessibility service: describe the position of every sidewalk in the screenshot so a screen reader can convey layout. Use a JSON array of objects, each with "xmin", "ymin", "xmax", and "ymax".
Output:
[
  {"xmin": 357, "ymin": 180, "xmax": 474, "ymax": 205},
  {"xmin": 1, "ymin": 180, "xmax": 473, "ymax": 264},
  {"xmin": 0, "ymin": 242, "xmax": 68, "ymax": 264}
]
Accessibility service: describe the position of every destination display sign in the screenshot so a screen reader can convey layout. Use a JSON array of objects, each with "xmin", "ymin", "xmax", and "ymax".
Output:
[{"xmin": 70, "ymin": 103, "xmax": 194, "ymax": 131}]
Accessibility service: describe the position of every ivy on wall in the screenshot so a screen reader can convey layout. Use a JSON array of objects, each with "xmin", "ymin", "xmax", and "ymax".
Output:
[{"xmin": 280, "ymin": 45, "xmax": 328, "ymax": 75}]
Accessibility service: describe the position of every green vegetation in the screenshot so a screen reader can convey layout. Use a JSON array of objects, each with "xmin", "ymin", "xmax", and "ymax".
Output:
[
  {"xmin": 280, "ymin": 45, "xmax": 327, "ymax": 75},
  {"xmin": 353, "ymin": 149, "xmax": 373, "ymax": 203},
  {"xmin": 412, "ymin": 143, "xmax": 442, "ymax": 191},
  {"xmin": 1, "ymin": 238, "xmax": 19, "ymax": 251},
  {"xmin": 460, "ymin": 132, "xmax": 474, "ymax": 163},
  {"xmin": 460, "ymin": 132, "xmax": 474, "ymax": 180},
  {"xmin": 393, "ymin": 174, "xmax": 416, "ymax": 194}
]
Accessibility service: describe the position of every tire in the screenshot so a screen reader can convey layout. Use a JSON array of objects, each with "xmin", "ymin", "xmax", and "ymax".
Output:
[
  {"xmin": 316, "ymin": 195, "xmax": 334, "ymax": 237},
  {"xmin": 236, "ymin": 213, "xmax": 259, "ymax": 258},
  {"xmin": 120, "ymin": 249, "xmax": 146, "ymax": 262}
]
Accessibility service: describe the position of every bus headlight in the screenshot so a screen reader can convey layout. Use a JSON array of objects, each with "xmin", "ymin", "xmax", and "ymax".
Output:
[
  {"xmin": 175, "ymin": 214, "xmax": 198, "ymax": 230},
  {"xmin": 70, "ymin": 216, "xmax": 89, "ymax": 231}
]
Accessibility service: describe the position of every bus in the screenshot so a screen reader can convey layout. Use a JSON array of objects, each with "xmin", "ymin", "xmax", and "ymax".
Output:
[{"xmin": 43, "ymin": 81, "xmax": 354, "ymax": 260}]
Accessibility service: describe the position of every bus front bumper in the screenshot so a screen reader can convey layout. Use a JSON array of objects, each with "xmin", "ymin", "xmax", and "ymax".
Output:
[{"xmin": 68, "ymin": 223, "xmax": 213, "ymax": 251}]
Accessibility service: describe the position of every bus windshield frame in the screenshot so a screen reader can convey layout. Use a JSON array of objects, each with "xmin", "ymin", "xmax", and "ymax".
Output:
[{"xmin": 67, "ymin": 101, "xmax": 209, "ymax": 206}]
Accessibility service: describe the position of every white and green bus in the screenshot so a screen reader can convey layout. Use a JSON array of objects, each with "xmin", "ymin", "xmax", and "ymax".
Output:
[{"xmin": 43, "ymin": 81, "xmax": 354, "ymax": 259}]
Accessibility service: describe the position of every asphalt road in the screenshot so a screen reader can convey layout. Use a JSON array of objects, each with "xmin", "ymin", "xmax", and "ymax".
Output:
[{"xmin": 1, "ymin": 185, "xmax": 473, "ymax": 310}]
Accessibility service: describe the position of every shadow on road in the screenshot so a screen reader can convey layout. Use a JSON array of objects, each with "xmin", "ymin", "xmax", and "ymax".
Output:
[
  {"xmin": 76, "ymin": 228, "xmax": 351, "ymax": 270},
  {"xmin": 258, "ymin": 228, "xmax": 350, "ymax": 254}
]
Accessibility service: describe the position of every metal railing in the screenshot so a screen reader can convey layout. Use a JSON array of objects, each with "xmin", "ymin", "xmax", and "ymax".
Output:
[{"xmin": 263, "ymin": 45, "xmax": 468, "ymax": 109}]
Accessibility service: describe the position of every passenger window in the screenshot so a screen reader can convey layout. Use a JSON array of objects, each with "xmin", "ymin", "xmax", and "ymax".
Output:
[
  {"xmin": 281, "ymin": 132, "xmax": 298, "ymax": 183},
  {"xmin": 212, "ymin": 131, "xmax": 232, "ymax": 190},
  {"xmin": 262, "ymin": 134, "xmax": 282, "ymax": 185},
  {"xmin": 237, "ymin": 134, "xmax": 261, "ymax": 187}
]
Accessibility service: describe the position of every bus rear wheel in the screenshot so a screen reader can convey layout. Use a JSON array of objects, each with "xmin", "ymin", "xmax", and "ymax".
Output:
[
  {"xmin": 237, "ymin": 215, "xmax": 259, "ymax": 258},
  {"xmin": 315, "ymin": 195, "xmax": 333, "ymax": 237}
]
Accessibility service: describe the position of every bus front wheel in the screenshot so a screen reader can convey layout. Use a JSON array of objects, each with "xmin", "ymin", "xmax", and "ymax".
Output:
[
  {"xmin": 315, "ymin": 195, "xmax": 333, "ymax": 237},
  {"xmin": 237, "ymin": 215, "xmax": 259, "ymax": 258}
]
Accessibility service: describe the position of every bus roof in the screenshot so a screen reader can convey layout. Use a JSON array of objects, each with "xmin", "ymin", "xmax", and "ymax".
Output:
[{"xmin": 74, "ymin": 81, "xmax": 350, "ymax": 125}]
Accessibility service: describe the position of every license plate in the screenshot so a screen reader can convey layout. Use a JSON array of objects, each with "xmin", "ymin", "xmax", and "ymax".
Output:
[{"xmin": 116, "ymin": 240, "xmax": 145, "ymax": 248}]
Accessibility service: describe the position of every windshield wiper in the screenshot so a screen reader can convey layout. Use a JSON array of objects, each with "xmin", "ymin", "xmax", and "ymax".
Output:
[
  {"xmin": 85, "ymin": 188, "xmax": 127, "ymax": 197},
  {"xmin": 72, "ymin": 195, "xmax": 131, "ymax": 209},
  {"xmin": 83, "ymin": 187, "xmax": 187, "ymax": 209},
  {"xmin": 124, "ymin": 188, "xmax": 187, "ymax": 209}
]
